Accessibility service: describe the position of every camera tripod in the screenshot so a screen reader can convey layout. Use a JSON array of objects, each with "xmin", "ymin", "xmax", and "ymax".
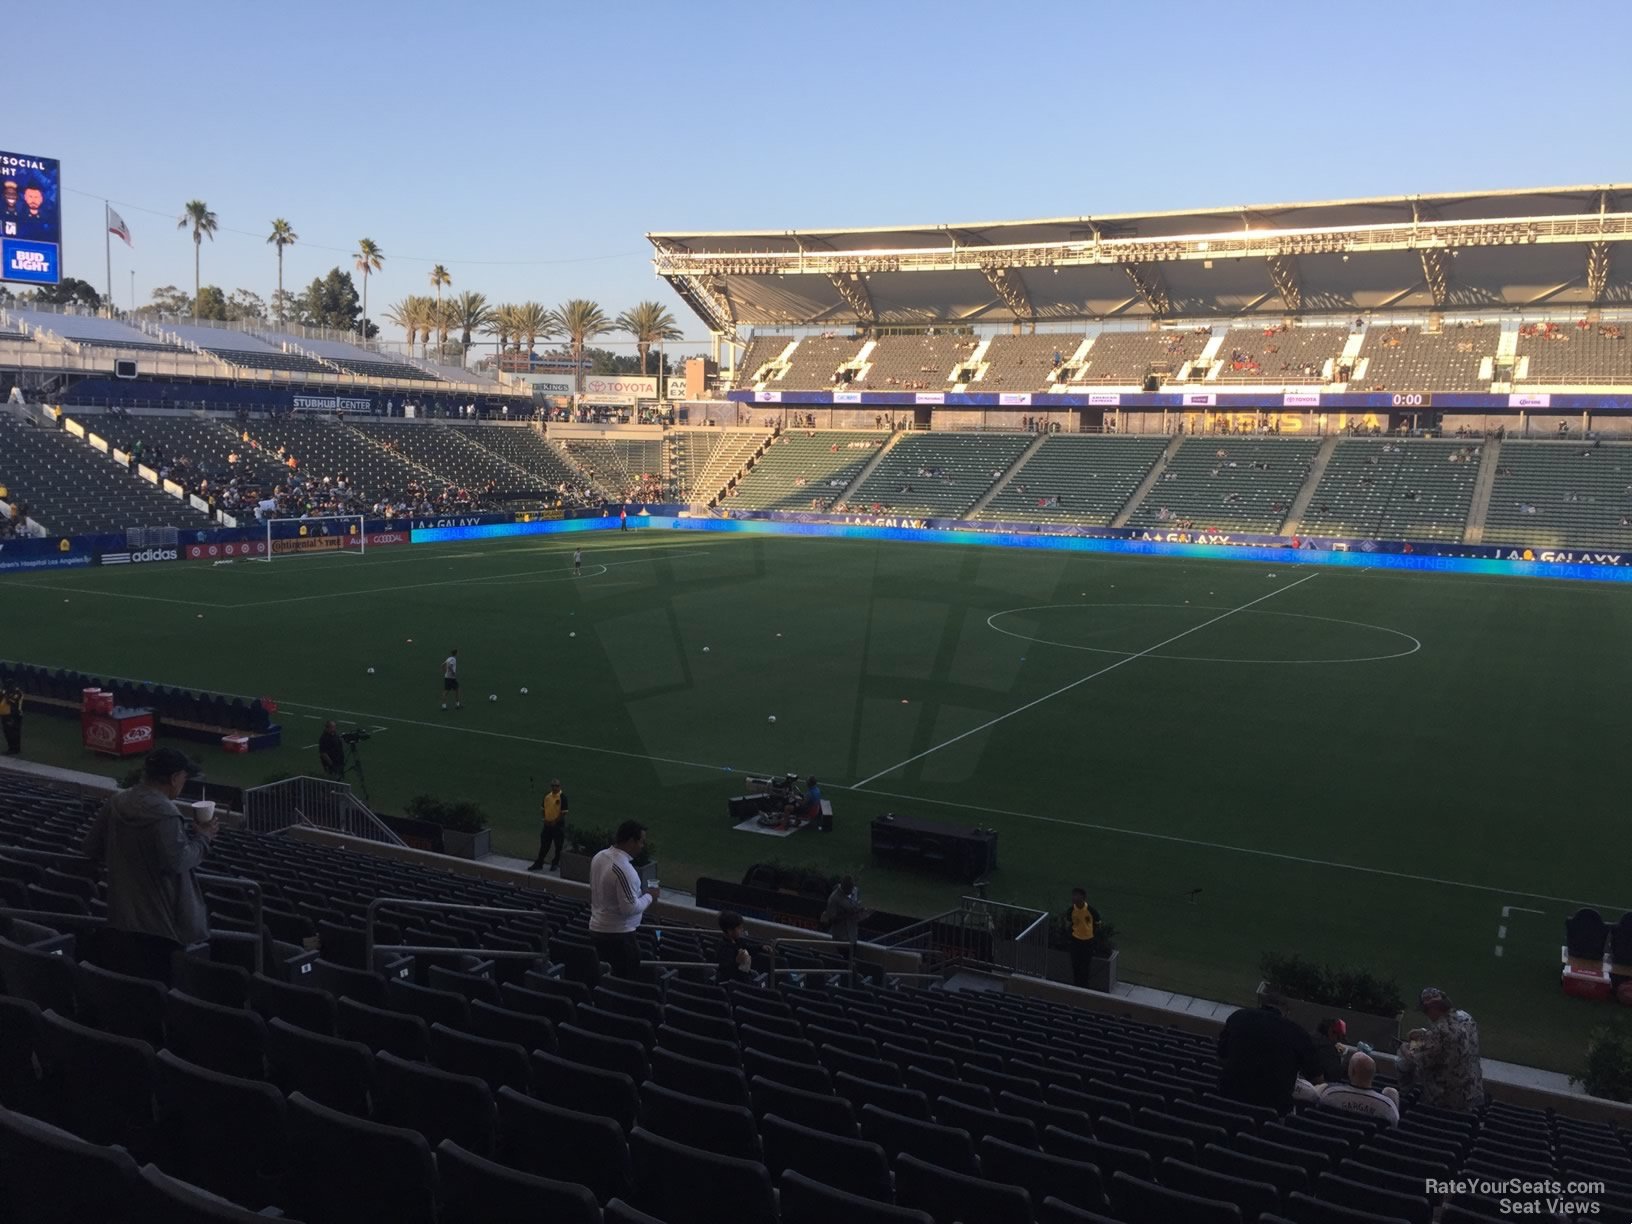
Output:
[{"xmin": 342, "ymin": 738, "xmax": 371, "ymax": 802}]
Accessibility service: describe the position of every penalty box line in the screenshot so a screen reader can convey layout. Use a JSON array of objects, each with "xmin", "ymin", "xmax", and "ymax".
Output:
[{"xmin": 851, "ymin": 571, "xmax": 1320, "ymax": 788}]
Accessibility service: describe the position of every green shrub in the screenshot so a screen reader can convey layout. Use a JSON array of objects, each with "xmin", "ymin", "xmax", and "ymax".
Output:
[
  {"xmin": 1260, "ymin": 951, "xmax": 1403, "ymax": 1016},
  {"xmin": 404, "ymin": 794, "xmax": 488, "ymax": 834},
  {"xmin": 1572, "ymin": 1021, "xmax": 1632, "ymax": 1103},
  {"xmin": 566, "ymin": 824, "xmax": 653, "ymax": 868}
]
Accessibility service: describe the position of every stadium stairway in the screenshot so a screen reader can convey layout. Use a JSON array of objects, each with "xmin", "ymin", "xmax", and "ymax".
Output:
[
  {"xmin": 1110, "ymin": 435, "xmax": 1183, "ymax": 528},
  {"xmin": 1463, "ymin": 436, "xmax": 1501, "ymax": 545},
  {"xmin": 1280, "ymin": 435, "xmax": 1341, "ymax": 535},
  {"xmin": 964, "ymin": 433, "xmax": 1047, "ymax": 517}
]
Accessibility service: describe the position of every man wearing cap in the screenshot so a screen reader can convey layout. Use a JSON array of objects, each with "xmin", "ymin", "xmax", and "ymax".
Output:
[
  {"xmin": 1397, "ymin": 986, "xmax": 1484, "ymax": 1111},
  {"xmin": 0, "ymin": 681, "xmax": 22, "ymax": 755},
  {"xmin": 81, "ymin": 748, "xmax": 217, "ymax": 984},
  {"xmin": 527, "ymin": 778, "xmax": 569, "ymax": 873}
]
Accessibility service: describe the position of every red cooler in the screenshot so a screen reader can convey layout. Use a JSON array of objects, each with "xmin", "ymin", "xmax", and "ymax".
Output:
[{"xmin": 82, "ymin": 707, "xmax": 156, "ymax": 757}]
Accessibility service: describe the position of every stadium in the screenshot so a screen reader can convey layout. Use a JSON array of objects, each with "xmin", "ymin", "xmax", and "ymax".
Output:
[{"xmin": 5, "ymin": 24, "xmax": 1632, "ymax": 1221}]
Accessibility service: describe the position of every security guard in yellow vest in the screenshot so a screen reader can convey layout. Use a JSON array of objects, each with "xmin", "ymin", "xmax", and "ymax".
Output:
[
  {"xmin": 528, "ymin": 779, "xmax": 569, "ymax": 872},
  {"xmin": 0, "ymin": 682, "xmax": 21, "ymax": 755},
  {"xmin": 1067, "ymin": 887, "xmax": 1098, "ymax": 988}
]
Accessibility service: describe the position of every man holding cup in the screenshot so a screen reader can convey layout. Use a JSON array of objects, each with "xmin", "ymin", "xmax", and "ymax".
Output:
[{"xmin": 81, "ymin": 747, "xmax": 218, "ymax": 984}]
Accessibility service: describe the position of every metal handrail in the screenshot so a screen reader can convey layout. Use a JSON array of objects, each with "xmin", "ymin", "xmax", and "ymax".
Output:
[
  {"xmin": 363, "ymin": 897, "xmax": 550, "ymax": 969},
  {"xmin": 768, "ymin": 934, "xmax": 858, "ymax": 987},
  {"xmin": 196, "ymin": 871, "xmax": 266, "ymax": 974}
]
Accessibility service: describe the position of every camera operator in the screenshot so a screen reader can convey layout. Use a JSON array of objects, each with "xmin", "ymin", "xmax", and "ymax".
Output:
[{"xmin": 318, "ymin": 720, "xmax": 345, "ymax": 781}]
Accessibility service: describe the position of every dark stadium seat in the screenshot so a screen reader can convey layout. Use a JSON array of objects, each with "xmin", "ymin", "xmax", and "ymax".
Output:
[
  {"xmin": 1042, "ymin": 1124, "xmax": 1156, "ymax": 1184},
  {"xmin": 0, "ymin": 934, "xmax": 77, "ymax": 1014},
  {"xmin": 530, "ymin": 1049, "xmax": 640, "ymax": 1131},
  {"xmin": 428, "ymin": 1021, "xmax": 530, "ymax": 1093},
  {"xmin": 0, "ymin": 995, "xmax": 42, "ymax": 1112},
  {"xmin": 153, "ymin": 1048, "xmax": 286, "ymax": 1209},
  {"xmin": 136, "ymin": 1163, "xmax": 284, "ymax": 1224},
  {"xmin": 310, "ymin": 957, "xmax": 390, "ymax": 1006},
  {"xmin": 629, "ymin": 1126, "xmax": 776, "ymax": 1224},
  {"xmin": 372, "ymin": 1049, "xmax": 496, "ymax": 1154},
  {"xmin": 494, "ymin": 1086, "xmax": 631, "ymax": 1203},
  {"xmin": 760, "ymin": 1110, "xmax": 892, "ymax": 1202},
  {"xmin": 979, "ymin": 1134, "xmax": 1109, "ymax": 1213},
  {"xmin": 37, "ymin": 1009, "xmax": 158, "ymax": 1156},
  {"xmin": 894, "ymin": 1150, "xmax": 1034, "ymax": 1224},
  {"xmin": 751, "ymin": 1073, "xmax": 860, "ymax": 1136},
  {"xmin": 657, "ymin": 1021, "xmax": 742, "ymax": 1065},
  {"xmin": 286, "ymin": 1091, "xmax": 437, "ymax": 1224},
  {"xmin": 385, "ymin": 977, "xmax": 472, "ymax": 1029},
  {"xmin": 71, "ymin": 960, "xmax": 167, "ymax": 1047},
  {"xmin": 499, "ymin": 979, "xmax": 577, "ymax": 1025},
  {"xmin": 1202, "ymin": 1141, "xmax": 1311, "ymax": 1198},
  {"xmin": 860, "ymin": 1103, "xmax": 979, "ymax": 1176},
  {"xmin": 1112, "ymin": 1171, "xmax": 1243, "ymax": 1224},
  {"xmin": 1159, "ymin": 1155, "xmax": 1281, "ymax": 1222},
  {"xmin": 249, "ymin": 970, "xmax": 337, "ymax": 1035},
  {"xmin": 639, "ymin": 1078, "xmax": 760, "ymax": 1160},
  {"xmin": 466, "ymin": 997, "xmax": 556, "ymax": 1053},
  {"xmin": 777, "ymin": 1168, "xmax": 935, "ymax": 1224},
  {"xmin": 169, "ymin": 951, "xmax": 251, "ymax": 1008},
  {"xmin": 163, "ymin": 989, "xmax": 267, "ymax": 1079},
  {"xmin": 264, "ymin": 1016, "xmax": 375, "ymax": 1116},
  {"xmin": 1283, "ymin": 1189, "xmax": 1418, "ymax": 1224},
  {"xmin": 435, "ymin": 1138, "xmax": 601, "ymax": 1224},
  {"xmin": 649, "ymin": 1044, "xmax": 751, "ymax": 1108},
  {"xmin": 663, "ymin": 1003, "xmax": 738, "ymax": 1042},
  {"xmin": 428, "ymin": 962, "xmax": 502, "ymax": 1005},
  {"xmin": 0, "ymin": 1105, "xmax": 143, "ymax": 1224},
  {"xmin": 743, "ymin": 1045, "xmax": 832, "ymax": 1093},
  {"xmin": 1315, "ymin": 1172, "xmax": 1431, "ymax": 1224},
  {"xmin": 836, "ymin": 1069, "xmax": 933, "ymax": 1120},
  {"xmin": 338, "ymin": 995, "xmax": 432, "ymax": 1061}
]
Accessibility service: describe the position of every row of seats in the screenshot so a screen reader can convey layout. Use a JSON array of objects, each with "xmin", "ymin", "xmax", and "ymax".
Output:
[
  {"xmin": 1127, "ymin": 438, "xmax": 1320, "ymax": 534},
  {"xmin": 1484, "ymin": 441, "xmax": 1632, "ymax": 549},
  {"xmin": 728, "ymin": 431, "xmax": 885, "ymax": 510},
  {"xmin": 1300, "ymin": 441, "xmax": 1479, "ymax": 542},
  {"xmin": 847, "ymin": 432, "xmax": 1034, "ymax": 517},
  {"xmin": 975, "ymin": 437, "xmax": 1169, "ymax": 526}
]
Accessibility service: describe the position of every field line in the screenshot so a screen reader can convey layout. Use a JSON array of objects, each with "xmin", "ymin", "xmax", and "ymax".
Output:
[
  {"xmin": 275, "ymin": 699, "xmax": 756, "ymax": 776},
  {"xmin": 848, "ymin": 785, "xmax": 1630, "ymax": 913},
  {"xmin": 7, "ymin": 581, "xmax": 231, "ymax": 608},
  {"xmin": 852, "ymin": 571, "xmax": 1320, "ymax": 788}
]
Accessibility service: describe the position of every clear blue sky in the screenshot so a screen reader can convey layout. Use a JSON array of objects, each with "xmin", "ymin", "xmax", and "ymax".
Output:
[{"xmin": 15, "ymin": 0, "xmax": 1630, "ymax": 349}]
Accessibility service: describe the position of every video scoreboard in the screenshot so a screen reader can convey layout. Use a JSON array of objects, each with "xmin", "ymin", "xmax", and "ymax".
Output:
[{"xmin": 1, "ymin": 150, "xmax": 61, "ymax": 285}]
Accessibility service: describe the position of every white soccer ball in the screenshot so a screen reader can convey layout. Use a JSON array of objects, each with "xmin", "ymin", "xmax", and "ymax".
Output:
[
  {"xmin": 366, "ymin": 667, "xmax": 375, "ymax": 675},
  {"xmin": 767, "ymin": 715, "xmax": 777, "ymax": 723},
  {"xmin": 1268, "ymin": 572, "xmax": 1278, "ymax": 579},
  {"xmin": 488, "ymin": 694, "xmax": 497, "ymax": 703},
  {"xmin": 519, "ymin": 687, "xmax": 529, "ymax": 695},
  {"xmin": 703, "ymin": 646, "xmax": 711, "ymax": 653},
  {"xmin": 569, "ymin": 632, "xmax": 576, "ymax": 638}
]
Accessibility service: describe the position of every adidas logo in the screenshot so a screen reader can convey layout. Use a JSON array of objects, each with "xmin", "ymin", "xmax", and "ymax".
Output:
[{"xmin": 101, "ymin": 547, "xmax": 179, "ymax": 565}]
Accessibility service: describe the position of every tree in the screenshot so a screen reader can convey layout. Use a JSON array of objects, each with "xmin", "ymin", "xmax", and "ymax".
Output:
[
  {"xmin": 194, "ymin": 285, "xmax": 230, "ymax": 321},
  {"xmin": 513, "ymin": 302, "xmax": 554, "ymax": 365},
  {"xmin": 267, "ymin": 219, "xmax": 298, "ymax": 324},
  {"xmin": 431, "ymin": 298, "xmax": 458, "ymax": 361},
  {"xmin": 480, "ymin": 303, "xmax": 518, "ymax": 361},
  {"xmin": 226, "ymin": 288, "xmax": 266, "ymax": 322},
  {"xmin": 149, "ymin": 285, "xmax": 192, "ymax": 317},
  {"xmin": 269, "ymin": 289, "xmax": 299, "ymax": 327},
  {"xmin": 32, "ymin": 278, "xmax": 102, "ymax": 309},
  {"xmin": 385, "ymin": 295, "xmax": 435, "ymax": 357},
  {"xmin": 428, "ymin": 265, "xmax": 452, "ymax": 360},
  {"xmin": 353, "ymin": 238, "xmax": 383, "ymax": 342},
  {"xmin": 449, "ymin": 291, "xmax": 490, "ymax": 356},
  {"xmin": 177, "ymin": 200, "xmax": 219, "ymax": 322},
  {"xmin": 546, "ymin": 298, "xmax": 613, "ymax": 392},
  {"xmin": 616, "ymin": 300, "xmax": 684, "ymax": 376},
  {"xmin": 294, "ymin": 267, "xmax": 367, "ymax": 334}
]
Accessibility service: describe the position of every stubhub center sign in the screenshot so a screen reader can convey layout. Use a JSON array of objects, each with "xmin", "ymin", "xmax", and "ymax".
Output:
[{"xmin": 2, "ymin": 239, "xmax": 58, "ymax": 284}]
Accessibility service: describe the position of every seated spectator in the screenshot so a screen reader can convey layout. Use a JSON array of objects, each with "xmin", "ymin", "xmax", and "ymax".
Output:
[
  {"xmin": 1315, "ymin": 1051, "xmax": 1399, "ymax": 1126},
  {"xmin": 1396, "ymin": 987, "xmax": 1484, "ymax": 1110},
  {"xmin": 715, "ymin": 911, "xmax": 759, "ymax": 984}
]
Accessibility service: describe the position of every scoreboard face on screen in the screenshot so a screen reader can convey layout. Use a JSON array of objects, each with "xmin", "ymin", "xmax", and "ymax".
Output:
[{"xmin": 0, "ymin": 150, "xmax": 61, "ymax": 285}]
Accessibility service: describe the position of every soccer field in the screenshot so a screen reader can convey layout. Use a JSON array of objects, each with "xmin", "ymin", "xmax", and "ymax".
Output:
[{"xmin": 9, "ymin": 528, "xmax": 1631, "ymax": 1072}]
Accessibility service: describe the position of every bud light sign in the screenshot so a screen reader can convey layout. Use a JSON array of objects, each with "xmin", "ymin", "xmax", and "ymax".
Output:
[{"xmin": 2, "ymin": 239, "xmax": 57, "ymax": 284}]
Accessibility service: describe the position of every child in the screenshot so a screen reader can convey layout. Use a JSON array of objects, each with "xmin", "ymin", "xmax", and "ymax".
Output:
[{"xmin": 572, "ymin": 548, "xmax": 582, "ymax": 577}]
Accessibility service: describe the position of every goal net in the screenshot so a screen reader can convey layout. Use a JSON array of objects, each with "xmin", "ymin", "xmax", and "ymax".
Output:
[{"xmin": 255, "ymin": 514, "xmax": 368, "ymax": 562}]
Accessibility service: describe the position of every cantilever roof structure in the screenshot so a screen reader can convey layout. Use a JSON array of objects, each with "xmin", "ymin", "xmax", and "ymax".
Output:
[{"xmin": 649, "ymin": 184, "xmax": 1632, "ymax": 338}]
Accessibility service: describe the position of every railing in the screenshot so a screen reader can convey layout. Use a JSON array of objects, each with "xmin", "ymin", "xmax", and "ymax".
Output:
[
  {"xmin": 873, "ymin": 895, "xmax": 1051, "ymax": 981},
  {"xmin": 242, "ymin": 776, "xmax": 404, "ymax": 846},
  {"xmin": 363, "ymin": 898, "xmax": 548, "ymax": 969}
]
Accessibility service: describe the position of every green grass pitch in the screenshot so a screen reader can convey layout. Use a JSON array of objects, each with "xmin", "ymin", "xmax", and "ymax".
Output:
[{"xmin": 9, "ymin": 528, "xmax": 1632, "ymax": 1072}]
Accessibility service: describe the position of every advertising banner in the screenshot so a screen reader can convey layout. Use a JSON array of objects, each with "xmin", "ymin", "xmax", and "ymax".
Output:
[
  {"xmin": 512, "ymin": 373, "xmax": 576, "ymax": 397},
  {"xmin": 0, "ymin": 536, "xmax": 93, "ymax": 572},
  {"xmin": 1181, "ymin": 392, "xmax": 1216, "ymax": 407},
  {"xmin": 365, "ymin": 530, "xmax": 410, "ymax": 548},
  {"xmin": 1509, "ymin": 393, "xmax": 1552, "ymax": 409},
  {"xmin": 270, "ymin": 536, "xmax": 342, "ymax": 556},
  {"xmin": 1283, "ymin": 391, "xmax": 1322, "ymax": 407},
  {"xmin": 1088, "ymin": 393, "xmax": 1122, "ymax": 406},
  {"xmin": 185, "ymin": 540, "xmax": 268, "ymax": 561},
  {"xmin": 754, "ymin": 391, "xmax": 782, "ymax": 403},
  {"xmin": 833, "ymin": 391, "xmax": 863, "ymax": 404},
  {"xmin": 998, "ymin": 393, "xmax": 1032, "ymax": 406},
  {"xmin": 98, "ymin": 546, "xmax": 181, "ymax": 566},
  {"xmin": 582, "ymin": 375, "xmax": 658, "ymax": 401},
  {"xmin": 915, "ymin": 392, "xmax": 945, "ymax": 405}
]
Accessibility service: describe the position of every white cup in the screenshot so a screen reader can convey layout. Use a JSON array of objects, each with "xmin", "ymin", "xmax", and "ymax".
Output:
[{"xmin": 191, "ymin": 800, "xmax": 216, "ymax": 826}]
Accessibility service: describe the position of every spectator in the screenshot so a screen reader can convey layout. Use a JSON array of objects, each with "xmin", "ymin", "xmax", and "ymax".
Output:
[
  {"xmin": 823, "ymin": 875, "xmax": 866, "ymax": 944},
  {"xmin": 0, "ymin": 681, "xmax": 20, "ymax": 755},
  {"xmin": 1397, "ymin": 986, "xmax": 1484, "ymax": 1110},
  {"xmin": 1315, "ymin": 1051, "xmax": 1399, "ymax": 1126},
  {"xmin": 715, "ymin": 911, "xmax": 758, "ymax": 983},
  {"xmin": 1313, "ymin": 1017, "xmax": 1349, "ymax": 1085},
  {"xmin": 1216, "ymin": 1000, "xmax": 1317, "ymax": 1113},
  {"xmin": 80, "ymin": 748, "xmax": 216, "ymax": 984},
  {"xmin": 527, "ymin": 778, "xmax": 569, "ymax": 873},
  {"xmin": 317, "ymin": 720, "xmax": 345, "ymax": 781},
  {"xmin": 1065, "ymin": 887, "xmax": 1099, "ymax": 988},
  {"xmin": 587, "ymin": 819, "xmax": 658, "ymax": 979}
]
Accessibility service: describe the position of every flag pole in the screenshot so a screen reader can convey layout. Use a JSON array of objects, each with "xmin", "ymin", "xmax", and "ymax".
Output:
[{"xmin": 104, "ymin": 201, "xmax": 113, "ymax": 313}]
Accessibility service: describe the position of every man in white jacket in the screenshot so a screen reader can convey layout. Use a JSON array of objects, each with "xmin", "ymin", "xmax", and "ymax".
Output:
[{"xmin": 588, "ymin": 820, "xmax": 659, "ymax": 979}]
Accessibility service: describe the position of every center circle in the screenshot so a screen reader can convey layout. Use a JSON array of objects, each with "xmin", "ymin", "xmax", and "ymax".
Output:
[{"xmin": 987, "ymin": 603, "xmax": 1421, "ymax": 665}]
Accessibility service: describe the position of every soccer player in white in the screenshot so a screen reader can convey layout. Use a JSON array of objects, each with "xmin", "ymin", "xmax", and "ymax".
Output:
[{"xmin": 441, "ymin": 649, "xmax": 462, "ymax": 711}]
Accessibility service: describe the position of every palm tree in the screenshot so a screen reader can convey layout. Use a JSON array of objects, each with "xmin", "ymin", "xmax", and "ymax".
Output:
[
  {"xmin": 428, "ymin": 265, "xmax": 452, "ymax": 359},
  {"xmin": 547, "ymin": 298, "xmax": 614, "ymax": 393},
  {"xmin": 617, "ymin": 300, "xmax": 684, "ymax": 376},
  {"xmin": 513, "ymin": 302, "xmax": 554, "ymax": 368},
  {"xmin": 480, "ymin": 304, "xmax": 518, "ymax": 367},
  {"xmin": 353, "ymin": 238, "xmax": 384, "ymax": 341},
  {"xmin": 266, "ymin": 219, "xmax": 298, "ymax": 324},
  {"xmin": 177, "ymin": 200, "xmax": 219, "ymax": 322},
  {"xmin": 384, "ymin": 296, "xmax": 434, "ymax": 357},
  {"xmin": 432, "ymin": 298, "xmax": 458, "ymax": 361},
  {"xmin": 450, "ymin": 291, "xmax": 490, "ymax": 357}
]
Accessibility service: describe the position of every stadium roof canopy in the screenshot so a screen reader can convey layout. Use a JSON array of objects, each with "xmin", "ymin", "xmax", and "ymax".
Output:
[{"xmin": 650, "ymin": 184, "xmax": 1632, "ymax": 339}]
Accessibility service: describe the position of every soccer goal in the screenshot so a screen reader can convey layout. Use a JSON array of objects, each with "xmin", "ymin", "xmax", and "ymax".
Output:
[{"xmin": 254, "ymin": 514, "xmax": 368, "ymax": 562}]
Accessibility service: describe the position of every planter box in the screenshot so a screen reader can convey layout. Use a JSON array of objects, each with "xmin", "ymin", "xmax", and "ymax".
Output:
[
  {"xmin": 440, "ymin": 828, "xmax": 491, "ymax": 861},
  {"xmin": 1047, "ymin": 947, "xmax": 1118, "ymax": 992},
  {"xmin": 1257, "ymin": 980, "xmax": 1402, "ymax": 1052},
  {"xmin": 559, "ymin": 851, "xmax": 593, "ymax": 884}
]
